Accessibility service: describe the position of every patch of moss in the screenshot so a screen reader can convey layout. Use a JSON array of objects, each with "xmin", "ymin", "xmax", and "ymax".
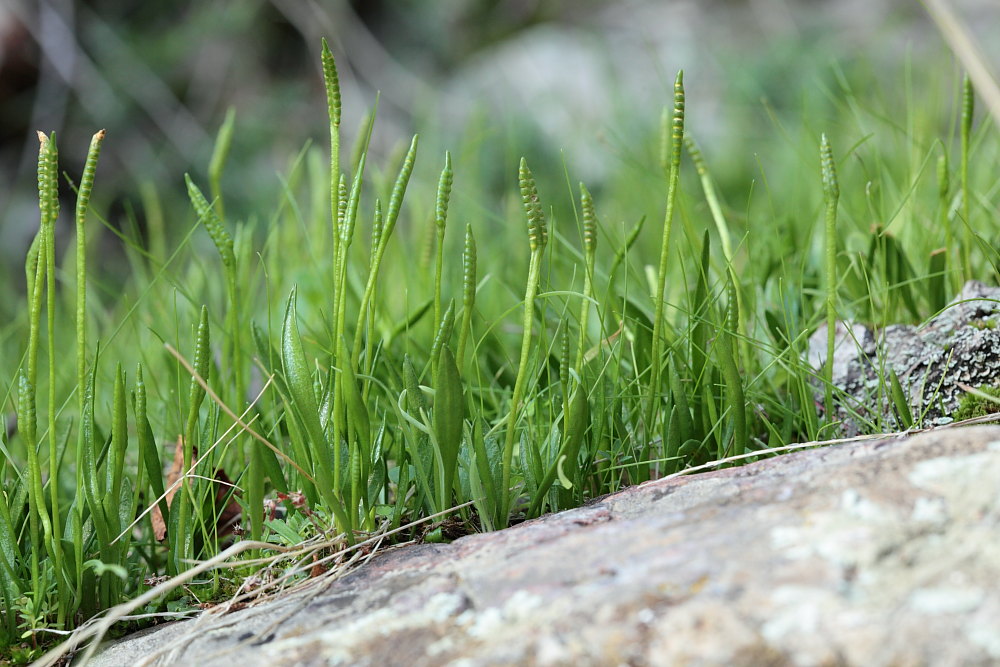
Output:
[
  {"xmin": 969, "ymin": 316, "xmax": 998, "ymax": 330},
  {"xmin": 953, "ymin": 385, "xmax": 1000, "ymax": 421}
]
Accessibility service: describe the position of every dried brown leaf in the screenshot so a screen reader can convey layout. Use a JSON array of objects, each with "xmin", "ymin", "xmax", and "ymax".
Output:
[{"xmin": 150, "ymin": 435, "xmax": 243, "ymax": 541}]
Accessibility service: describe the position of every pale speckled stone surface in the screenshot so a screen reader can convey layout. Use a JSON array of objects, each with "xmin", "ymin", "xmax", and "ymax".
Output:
[{"xmin": 89, "ymin": 426, "xmax": 1000, "ymax": 666}]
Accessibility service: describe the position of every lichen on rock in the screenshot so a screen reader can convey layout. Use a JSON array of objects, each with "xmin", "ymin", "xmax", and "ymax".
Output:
[{"xmin": 808, "ymin": 280, "xmax": 1000, "ymax": 434}]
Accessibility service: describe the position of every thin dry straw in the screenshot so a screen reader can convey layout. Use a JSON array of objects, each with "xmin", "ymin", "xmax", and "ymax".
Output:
[
  {"xmin": 923, "ymin": 0, "xmax": 1000, "ymax": 128},
  {"xmin": 41, "ymin": 498, "xmax": 475, "ymax": 667},
  {"xmin": 36, "ymin": 539, "xmax": 290, "ymax": 667},
  {"xmin": 43, "ymin": 393, "xmax": 996, "ymax": 667},
  {"xmin": 176, "ymin": 397, "xmax": 285, "ymax": 533}
]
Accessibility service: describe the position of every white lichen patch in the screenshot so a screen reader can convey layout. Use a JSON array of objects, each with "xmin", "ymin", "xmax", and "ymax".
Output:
[
  {"xmin": 458, "ymin": 590, "xmax": 546, "ymax": 640},
  {"xmin": 457, "ymin": 606, "xmax": 503, "ymax": 639},
  {"xmin": 635, "ymin": 607, "xmax": 656, "ymax": 625},
  {"xmin": 761, "ymin": 585, "xmax": 828, "ymax": 639},
  {"xmin": 966, "ymin": 615, "xmax": 1000, "ymax": 658},
  {"xmin": 769, "ymin": 524, "xmax": 812, "ymax": 559},
  {"xmin": 501, "ymin": 589, "xmax": 545, "ymax": 617},
  {"xmin": 768, "ymin": 492, "xmax": 900, "ymax": 564},
  {"xmin": 840, "ymin": 489, "xmax": 888, "ymax": 521},
  {"xmin": 910, "ymin": 496, "xmax": 948, "ymax": 524},
  {"xmin": 907, "ymin": 452, "xmax": 1000, "ymax": 521},
  {"xmin": 534, "ymin": 635, "xmax": 574, "ymax": 665},
  {"xmin": 908, "ymin": 587, "xmax": 985, "ymax": 615},
  {"xmin": 424, "ymin": 591, "xmax": 467, "ymax": 623},
  {"xmin": 908, "ymin": 453, "xmax": 995, "ymax": 489}
]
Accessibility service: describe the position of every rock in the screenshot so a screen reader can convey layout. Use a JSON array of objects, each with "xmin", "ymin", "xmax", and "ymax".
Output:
[
  {"xmin": 436, "ymin": 0, "xmax": 1000, "ymax": 185},
  {"xmin": 808, "ymin": 280, "xmax": 1000, "ymax": 434},
  {"xmin": 89, "ymin": 426, "xmax": 1000, "ymax": 666}
]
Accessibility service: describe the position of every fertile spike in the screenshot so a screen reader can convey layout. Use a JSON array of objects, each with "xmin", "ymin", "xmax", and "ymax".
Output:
[
  {"xmin": 462, "ymin": 223, "xmax": 477, "ymax": 310},
  {"xmin": 518, "ymin": 158, "xmax": 547, "ymax": 251},
  {"xmin": 579, "ymin": 182, "xmax": 597, "ymax": 255},
  {"xmin": 669, "ymin": 71, "xmax": 685, "ymax": 169},
  {"xmin": 436, "ymin": 151, "xmax": 453, "ymax": 230},
  {"xmin": 321, "ymin": 38, "xmax": 342, "ymax": 128},
  {"xmin": 820, "ymin": 133, "xmax": 839, "ymax": 202}
]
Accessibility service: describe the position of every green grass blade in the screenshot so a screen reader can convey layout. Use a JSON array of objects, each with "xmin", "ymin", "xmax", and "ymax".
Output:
[
  {"xmin": 433, "ymin": 151, "xmax": 453, "ymax": 329},
  {"xmin": 469, "ymin": 419, "xmax": 497, "ymax": 529},
  {"xmin": 381, "ymin": 135, "xmax": 419, "ymax": 251},
  {"xmin": 690, "ymin": 230, "xmax": 712, "ymax": 435},
  {"xmin": 685, "ymin": 135, "xmax": 733, "ymax": 264},
  {"xmin": 79, "ymin": 368, "xmax": 111, "ymax": 553},
  {"xmin": 0, "ymin": 495, "xmax": 21, "ymax": 635},
  {"xmin": 527, "ymin": 379, "xmax": 589, "ymax": 517},
  {"xmin": 322, "ymin": 37, "xmax": 342, "ymax": 237},
  {"xmin": 401, "ymin": 355, "xmax": 435, "ymax": 511},
  {"xmin": 429, "ymin": 300, "xmax": 455, "ymax": 375},
  {"xmin": 340, "ymin": 336, "xmax": 371, "ymax": 458},
  {"xmin": 647, "ymin": 71, "xmax": 685, "ymax": 433},
  {"xmin": 928, "ymin": 249, "xmax": 947, "ymax": 313},
  {"xmin": 16, "ymin": 371, "xmax": 43, "ymax": 609},
  {"xmin": 186, "ymin": 175, "xmax": 235, "ymax": 270},
  {"xmin": 575, "ymin": 182, "xmax": 598, "ymax": 374},
  {"xmin": 718, "ymin": 279, "xmax": 747, "ymax": 458},
  {"xmin": 105, "ymin": 365, "xmax": 128, "ymax": 535},
  {"xmin": 499, "ymin": 158, "xmax": 549, "ymax": 522},
  {"xmin": 174, "ymin": 306, "xmax": 211, "ymax": 569},
  {"xmin": 208, "ymin": 108, "xmax": 236, "ymax": 222},
  {"xmin": 76, "ymin": 130, "xmax": 105, "ymax": 403},
  {"xmin": 820, "ymin": 133, "xmax": 840, "ymax": 428},
  {"xmin": 456, "ymin": 224, "xmax": 477, "ymax": 367},
  {"xmin": 135, "ymin": 365, "xmax": 168, "ymax": 525},
  {"xmin": 889, "ymin": 369, "xmax": 914, "ymax": 429},
  {"xmin": 186, "ymin": 174, "xmax": 243, "ymax": 405},
  {"xmin": 959, "ymin": 73, "xmax": 973, "ymax": 279},
  {"xmin": 280, "ymin": 288, "xmax": 350, "ymax": 536},
  {"xmin": 432, "ymin": 345, "xmax": 464, "ymax": 511}
]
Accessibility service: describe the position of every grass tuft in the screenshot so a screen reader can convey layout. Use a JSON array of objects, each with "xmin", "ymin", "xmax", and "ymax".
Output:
[{"xmin": 2, "ymin": 37, "xmax": 997, "ymax": 661}]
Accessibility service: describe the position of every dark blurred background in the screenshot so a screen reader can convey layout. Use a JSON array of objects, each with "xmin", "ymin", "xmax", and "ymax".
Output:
[{"xmin": 1, "ymin": 0, "xmax": 996, "ymax": 292}]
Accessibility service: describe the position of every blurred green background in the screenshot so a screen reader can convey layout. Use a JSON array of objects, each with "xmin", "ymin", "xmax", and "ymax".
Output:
[{"xmin": 0, "ymin": 0, "xmax": 995, "ymax": 304}]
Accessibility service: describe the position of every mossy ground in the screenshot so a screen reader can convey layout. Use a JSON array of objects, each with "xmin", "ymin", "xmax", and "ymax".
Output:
[{"xmin": 953, "ymin": 386, "xmax": 1000, "ymax": 421}]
